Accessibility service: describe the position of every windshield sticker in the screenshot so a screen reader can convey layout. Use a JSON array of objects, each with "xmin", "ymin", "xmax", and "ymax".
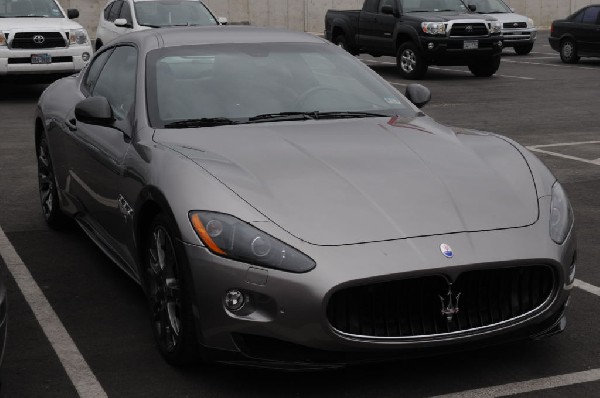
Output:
[{"xmin": 384, "ymin": 97, "xmax": 403, "ymax": 105}]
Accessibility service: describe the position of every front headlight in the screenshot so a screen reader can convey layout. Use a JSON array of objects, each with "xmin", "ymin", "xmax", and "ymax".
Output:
[
  {"xmin": 527, "ymin": 18, "xmax": 535, "ymax": 28},
  {"xmin": 550, "ymin": 182, "xmax": 573, "ymax": 244},
  {"xmin": 489, "ymin": 21, "xmax": 502, "ymax": 34},
  {"xmin": 69, "ymin": 29, "xmax": 88, "ymax": 45},
  {"xmin": 421, "ymin": 22, "xmax": 446, "ymax": 35},
  {"xmin": 189, "ymin": 211, "xmax": 316, "ymax": 273},
  {"xmin": 0, "ymin": 33, "xmax": 6, "ymax": 47}
]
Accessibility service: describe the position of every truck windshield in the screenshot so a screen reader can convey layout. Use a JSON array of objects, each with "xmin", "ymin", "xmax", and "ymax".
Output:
[
  {"xmin": 403, "ymin": 0, "xmax": 468, "ymax": 13},
  {"xmin": 467, "ymin": 0, "xmax": 511, "ymax": 13},
  {"xmin": 134, "ymin": 0, "xmax": 217, "ymax": 27},
  {"xmin": 0, "ymin": 0, "xmax": 64, "ymax": 18},
  {"xmin": 146, "ymin": 42, "xmax": 417, "ymax": 128}
]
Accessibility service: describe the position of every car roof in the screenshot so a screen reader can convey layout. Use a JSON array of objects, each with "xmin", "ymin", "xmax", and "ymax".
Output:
[{"xmin": 113, "ymin": 26, "xmax": 327, "ymax": 50}]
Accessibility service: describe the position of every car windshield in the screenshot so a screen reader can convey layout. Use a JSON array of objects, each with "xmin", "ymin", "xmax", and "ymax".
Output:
[
  {"xmin": 146, "ymin": 42, "xmax": 417, "ymax": 128},
  {"xmin": 468, "ymin": 0, "xmax": 511, "ymax": 13},
  {"xmin": 134, "ymin": 0, "xmax": 217, "ymax": 27},
  {"xmin": 0, "ymin": 0, "xmax": 64, "ymax": 18},
  {"xmin": 403, "ymin": 0, "xmax": 468, "ymax": 13}
]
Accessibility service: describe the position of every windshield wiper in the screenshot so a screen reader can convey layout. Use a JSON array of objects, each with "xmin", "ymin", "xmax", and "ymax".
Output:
[
  {"xmin": 164, "ymin": 118, "xmax": 239, "ymax": 128},
  {"xmin": 247, "ymin": 112, "xmax": 317, "ymax": 123},
  {"xmin": 139, "ymin": 23, "xmax": 163, "ymax": 28},
  {"xmin": 311, "ymin": 111, "xmax": 389, "ymax": 120}
]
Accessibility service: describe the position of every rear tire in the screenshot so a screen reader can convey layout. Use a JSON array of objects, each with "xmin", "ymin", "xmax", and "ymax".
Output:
[
  {"xmin": 468, "ymin": 55, "xmax": 501, "ymax": 77},
  {"xmin": 36, "ymin": 131, "xmax": 70, "ymax": 230},
  {"xmin": 144, "ymin": 213, "xmax": 199, "ymax": 366},
  {"xmin": 333, "ymin": 34, "xmax": 357, "ymax": 55},
  {"xmin": 396, "ymin": 42, "xmax": 428, "ymax": 80},
  {"xmin": 560, "ymin": 39, "xmax": 580, "ymax": 64},
  {"xmin": 514, "ymin": 43, "xmax": 534, "ymax": 55}
]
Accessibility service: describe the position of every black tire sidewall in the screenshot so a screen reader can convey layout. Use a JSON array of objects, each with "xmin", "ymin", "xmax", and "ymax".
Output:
[
  {"xmin": 396, "ymin": 42, "xmax": 427, "ymax": 80},
  {"xmin": 560, "ymin": 39, "xmax": 579, "ymax": 64},
  {"xmin": 468, "ymin": 55, "xmax": 501, "ymax": 77},
  {"xmin": 514, "ymin": 43, "xmax": 534, "ymax": 55},
  {"xmin": 36, "ymin": 132, "xmax": 69, "ymax": 229}
]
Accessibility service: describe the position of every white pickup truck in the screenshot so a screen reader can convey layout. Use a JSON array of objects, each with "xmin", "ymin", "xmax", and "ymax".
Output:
[{"xmin": 0, "ymin": 0, "xmax": 93, "ymax": 77}]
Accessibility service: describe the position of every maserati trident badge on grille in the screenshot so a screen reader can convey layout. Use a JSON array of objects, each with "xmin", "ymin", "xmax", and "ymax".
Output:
[
  {"xmin": 33, "ymin": 35, "xmax": 45, "ymax": 44},
  {"xmin": 439, "ymin": 285, "xmax": 461, "ymax": 322},
  {"xmin": 440, "ymin": 243, "xmax": 453, "ymax": 258}
]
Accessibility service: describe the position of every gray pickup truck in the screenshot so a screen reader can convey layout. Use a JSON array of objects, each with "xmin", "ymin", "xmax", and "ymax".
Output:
[{"xmin": 325, "ymin": 0, "xmax": 504, "ymax": 79}]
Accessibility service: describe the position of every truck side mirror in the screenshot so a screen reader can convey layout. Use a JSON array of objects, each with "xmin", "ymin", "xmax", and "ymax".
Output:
[
  {"xmin": 468, "ymin": 4, "xmax": 477, "ymax": 12},
  {"xmin": 381, "ymin": 5, "xmax": 395, "ymax": 16},
  {"xmin": 67, "ymin": 9, "xmax": 79, "ymax": 19}
]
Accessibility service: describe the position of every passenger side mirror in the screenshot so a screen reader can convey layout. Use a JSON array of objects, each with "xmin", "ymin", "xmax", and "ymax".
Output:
[
  {"xmin": 114, "ymin": 18, "xmax": 132, "ymax": 28},
  {"xmin": 468, "ymin": 4, "xmax": 477, "ymax": 12},
  {"xmin": 67, "ymin": 9, "xmax": 79, "ymax": 19},
  {"xmin": 217, "ymin": 17, "xmax": 228, "ymax": 25},
  {"xmin": 75, "ymin": 97, "xmax": 115, "ymax": 126},
  {"xmin": 405, "ymin": 84, "xmax": 431, "ymax": 109},
  {"xmin": 381, "ymin": 5, "xmax": 395, "ymax": 16}
]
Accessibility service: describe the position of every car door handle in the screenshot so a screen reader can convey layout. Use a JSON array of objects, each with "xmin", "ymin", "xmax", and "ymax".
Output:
[{"xmin": 66, "ymin": 118, "xmax": 77, "ymax": 131}]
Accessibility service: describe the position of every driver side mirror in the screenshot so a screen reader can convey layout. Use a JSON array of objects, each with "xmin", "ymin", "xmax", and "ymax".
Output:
[
  {"xmin": 67, "ymin": 9, "xmax": 79, "ymax": 19},
  {"xmin": 217, "ymin": 17, "xmax": 228, "ymax": 25},
  {"xmin": 468, "ymin": 4, "xmax": 477, "ymax": 12},
  {"xmin": 75, "ymin": 97, "xmax": 115, "ymax": 126},
  {"xmin": 405, "ymin": 84, "xmax": 431, "ymax": 109},
  {"xmin": 381, "ymin": 5, "xmax": 398, "ymax": 17},
  {"xmin": 114, "ymin": 18, "xmax": 133, "ymax": 28}
]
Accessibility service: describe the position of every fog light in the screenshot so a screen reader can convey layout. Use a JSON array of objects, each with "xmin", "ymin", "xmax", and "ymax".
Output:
[
  {"xmin": 427, "ymin": 42, "xmax": 434, "ymax": 50},
  {"xmin": 224, "ymin": 289, "xmax": 245, "ymax": 312},
  {"xmin": 82, "ymin": 52, "xmax": 90, "ymax": 62}
]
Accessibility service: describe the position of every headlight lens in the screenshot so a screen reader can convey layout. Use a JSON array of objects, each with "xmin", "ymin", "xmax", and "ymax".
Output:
[
  {"xmin": 69, "ymin": 29, "xmax": 88, "ymax": 45},
  {"xmin": 189, "ymin": 211, "xmax": 316, "ymax": 273},
  {"xmin": 527, "ymin": 18, "xmax": 535, "ymax": 28},
  {"xmin": 421, "ymin": 22, "xmax": 446, "ymax": 35},
  {"xmin": 550, "ymin": 182, "xmax": 573, "ymax": 244},
  {"xmin": 0, "ymin": 33, "xmax": 6, "ymax": 47},
  {"xmin": 489, "ymin": 21, "xmax": 502, "ymax": 34}
]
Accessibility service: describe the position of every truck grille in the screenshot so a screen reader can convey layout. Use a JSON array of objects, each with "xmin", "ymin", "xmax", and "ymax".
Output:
[
  {"xmin": 11, "ymin": 32, "xmax": 67, "ymax": 49},
  {"xmin": 504, "ymin": 22, "xmax": 527, "ymax": 29},
  {"xmin": 450, "ymin": 23, "xmax": 488, "ymax": 37},
  {"xmin": 327, "ymin": 265, "xmax": 555, "ymax": 338}
]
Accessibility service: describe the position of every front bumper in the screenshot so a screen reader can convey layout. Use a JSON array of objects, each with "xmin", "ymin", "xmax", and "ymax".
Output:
[
  {"xmin": 501, "ymin": 28, "xmax": 537, "ymax": 47},
  {"xmin": 418, "ymin": 35, "xmax": 503, "ymax": 65},
  {"xmin": 183, "ymin": 196, "xmax": 575, "ymax": 368},
  {"xmin": 0, "ymin": 45, "xmax": 92, "ymax": 75}
]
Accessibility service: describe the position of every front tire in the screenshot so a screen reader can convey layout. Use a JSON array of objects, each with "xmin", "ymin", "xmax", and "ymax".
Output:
[
  {"xmin": 36, "ymin": 132, "xmax": 69, "ymax": 229},
  {"xmin": 514, "ymin": 43, "xmax": 534, "ymax": 55},
  {"xmin": 396, "ymin": 42, "xmax": 428, "ymax": 80},
  {"xmin": 560, "ymin": 39, "xmax": 580, "ymax": 64},
  {"xmin": 144, "ymin": 214, "xmax": 199, "ymax": 366},
  {"xmin": 468, "ymin": 55, "xmax": 501, "ymax": 77}
]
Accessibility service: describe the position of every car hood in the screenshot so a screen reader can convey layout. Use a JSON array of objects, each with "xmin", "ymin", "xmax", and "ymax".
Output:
[
  {"xmin": 0, "ymin": 18, "xmax": 84, "ymax": 31},
  {"xmin": 408, "ymin": 12, "xmax": 497, "ymax": 22},
  {"xmin": 155, "ymin": 116, "xmax": 539, "ymax": 246}
]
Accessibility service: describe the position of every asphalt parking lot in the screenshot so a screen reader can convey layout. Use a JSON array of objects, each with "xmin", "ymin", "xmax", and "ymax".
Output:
[{"xmin": 0, "ymin": 31, "xmax": 599, "ymax": 397}]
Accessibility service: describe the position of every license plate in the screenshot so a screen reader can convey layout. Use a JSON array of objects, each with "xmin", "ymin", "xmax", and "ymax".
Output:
[
  {"xmin": 463, "ymin": 40, "xmax": 479, "ymax": 50},
  {"xmin": 31, "ymin": 54, "xmax": 52, "ymax": 64}
]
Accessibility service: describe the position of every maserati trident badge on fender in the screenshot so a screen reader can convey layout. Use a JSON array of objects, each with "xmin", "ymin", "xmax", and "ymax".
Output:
[{"xmin": 439, "ymin": 285, "xmax": 461, "ymax": 322}]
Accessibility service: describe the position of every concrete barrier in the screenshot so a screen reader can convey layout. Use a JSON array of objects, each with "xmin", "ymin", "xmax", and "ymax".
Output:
[{"xmin": 59, "ymin": 0, "xmax": 597, "ymax": 38}]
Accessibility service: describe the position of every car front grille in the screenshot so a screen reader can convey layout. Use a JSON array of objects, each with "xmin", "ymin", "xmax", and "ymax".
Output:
[
  {"xmin": 326, "ymin": 265, "xmax": 555, "ymax": 338},
  {"xmin": 11, "ymin": 32, "xmax": 66, "ymax": 49},
  {"xmin": 504, "ymin": 22, "xmax": 527, "ymax": 29},
  {"xmin": 450, "ymin": 23, "xmax": 488, "ymax": 37}
]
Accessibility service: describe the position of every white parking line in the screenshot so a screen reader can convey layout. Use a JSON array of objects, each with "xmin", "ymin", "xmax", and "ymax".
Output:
[
  {"xmin": 429, "ymin": 66, "xmax": 534, "ymax": 80},
  {"xmin": 0, "ymin": 226, "xmax": 107, "ymax": 398},
  {"xmin": 527, "ymin": 141, "xmax": 600, "ymax": 166},
  {"xmin": 502, "ymin": 59, "xmax": 598, "ymax": 70},
  {"xmin": 575, "ymin": 279, "xmax": 600, "ymax": 297},
  {"xmin": 432, "ymin": 368, "xmax": 600, "ymax": 398}
]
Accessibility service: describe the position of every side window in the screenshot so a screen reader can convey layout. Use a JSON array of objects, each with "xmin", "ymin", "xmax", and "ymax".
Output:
[
  {"xmin": 107, "ymin": 0, "xmax": 123, "ymax": 22},
  {"xmin": 119, "ymin": 2, "xmax": 132, "ymax": 23},
  {"xmin": 582, "ymin": 6, "xmax": 600, "ymax": 24},
  {"xmin": 92, "ymin": 46, "xmax": 138, "ymax": 121},
  {"xmin": 82, "ymin": 49, "xmax": 114, "ymax": 95},
  {"xmin": 364, "ymin": 0, "xmax": 380, "ymax": 12},
  {"xmin": 572, "ymin": 10, "xmax": 584, "ymax": 23},
  {"xmin": 103, "ymin": 2, "xmax": 114, "ymax": 20}
]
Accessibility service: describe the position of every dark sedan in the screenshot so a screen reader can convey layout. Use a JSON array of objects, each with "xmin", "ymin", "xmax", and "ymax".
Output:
[
  {"xmin": 36, "ymin": 26, "xmax": 576, "ymax": 368},
  {"xmin": 549, "ymin": 4, "xmax": 600, "ymax": 63}
]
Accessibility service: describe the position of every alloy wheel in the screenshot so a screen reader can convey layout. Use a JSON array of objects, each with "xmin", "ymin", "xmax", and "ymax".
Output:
[
  {"xmin": 401, "ymin": 49, "xmax": 416, "ymax": 73},
  {"xmin": 37, "ymin": 139, "xmax": 54, "ymax": 219}
]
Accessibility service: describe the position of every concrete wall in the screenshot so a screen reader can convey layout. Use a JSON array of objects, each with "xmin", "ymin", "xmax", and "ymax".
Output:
[{"xmin": 61, "ymin": 0, "xmax": 598, "ymax": 39}]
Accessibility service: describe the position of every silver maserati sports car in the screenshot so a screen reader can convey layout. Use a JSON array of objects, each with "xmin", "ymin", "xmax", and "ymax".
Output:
[{"xmin": 35, "ymin": 26, "xmax": 576, "ymax": 368}]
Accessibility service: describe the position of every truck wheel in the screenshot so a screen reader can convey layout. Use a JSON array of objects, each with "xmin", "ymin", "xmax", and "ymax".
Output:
[
  {"xmin": 334, "ymin": 35, "xmax": 357, "ymax": 55},
  {"xmin": 560, "ymin": 39, "xmax": 579, "ymax": 64},
  {"xmin": 396, "ymin": 43, "xmax": 428, "ymax": 80},
  {"xmin": 468, "ymin": 55, "xmax": 501, "ymax": 77},
  {"xmin": 514, "ymin": 43, "xmax": 534, "ymax": 55}
]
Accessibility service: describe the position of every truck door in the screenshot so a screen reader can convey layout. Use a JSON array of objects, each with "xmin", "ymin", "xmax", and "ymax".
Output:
[
  {"xmin": 370, "ymin": 0, "xmax": 400, "ymax": 56},
  {"xmin": 358, "ymin": 0, "xmax": 384, "ymax": 50}
]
